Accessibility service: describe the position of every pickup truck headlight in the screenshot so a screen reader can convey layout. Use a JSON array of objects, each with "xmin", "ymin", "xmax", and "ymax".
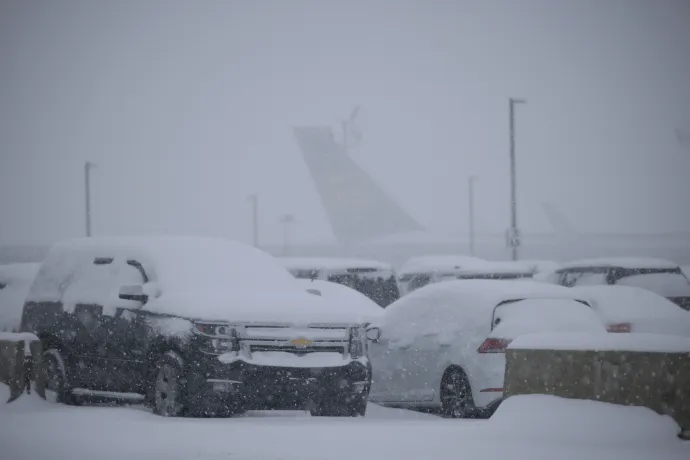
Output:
[
  {"xmin": 349, "ymin": 326, "xmax": 367, "ymax": 359},
  {"xmin": 194, "ymin": 322, "xmax": 239, "ymax": 355}
]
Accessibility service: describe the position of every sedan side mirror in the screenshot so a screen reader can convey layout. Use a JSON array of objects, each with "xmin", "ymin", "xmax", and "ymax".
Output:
[
  {"xmin": 366, "ymin": 326, "xmax": 382, "ymax": 342},
  {"xmin": 118, "ymin": 285, "xmax": 148, "ymax": 304}
]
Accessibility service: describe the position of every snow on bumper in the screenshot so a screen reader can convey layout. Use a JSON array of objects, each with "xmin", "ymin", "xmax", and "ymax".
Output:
[{"xmin": 470, "ymin": 353, "xmax": 506, "ymax": 409}]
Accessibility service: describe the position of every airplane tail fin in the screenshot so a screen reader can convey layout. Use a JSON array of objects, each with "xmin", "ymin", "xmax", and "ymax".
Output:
[
  {"xmin": 293, "ymin": 126, "xmax": 426, "ymax": 244},
  {"xmin": 542, "ymin": 202, "xmax": 577, "ymax": 236}
]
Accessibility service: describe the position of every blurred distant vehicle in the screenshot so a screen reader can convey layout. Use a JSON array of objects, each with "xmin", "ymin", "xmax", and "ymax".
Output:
[
  {"xmin": 0, "ymin": 262, "xmax": 40, "ymax": 332},
  {"xmin": 573, "ymin": 285, "xmax": 690, "ymax": 335},
  {"xmin": 400, "ymin": 258, "xmax": 540, "ymax": 294},
  {"xmin": 537, "ymin": 257, "xmax": 690, "ymax": 311},
  {"xmin": 368, "ymin": 280, "xmax": 603, "ymax": 418},
  {"xmin": 396, "ymin": 254, "xmax": 486, "ymax": 295},
  {"xmin": 454, "ymin": 262, "xmax": 537, "ymax": 281},
  {"xmin": 280, "ymin": 257, "xmax": 399, "ymax": 307},
  {"xmin": 297, "ymin": 279, "xmax": 383, "ymax": 324}
]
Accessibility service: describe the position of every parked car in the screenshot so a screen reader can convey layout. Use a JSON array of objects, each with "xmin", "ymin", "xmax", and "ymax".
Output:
[
  {"xmin": 280, "ymin": 257, "xmax": 400, "ymax": 307},
  {"xmin": 0, "ymin": 262, "xmax": 40, "ymax": 332},
  {"xmin": 21, "ymin": 237, "xmax": 376, "ymax": 417},
  {"xmin": 297, "ymin": 279, "xmax": 384, "ymax": 325},
  {"xmin": 396, "ymin": 255, "xmax": 487, "ymax": 295},
  {"xmin": 537, "ymin": 257, "xmax": 690, "ymax": 310},
  {"xmin": 572, "ymin": 285, "xmax": 690, "ymax": 335},
  {"xmin": 367, "ymin": 280, "xmax": 604, "ymax": 418}
]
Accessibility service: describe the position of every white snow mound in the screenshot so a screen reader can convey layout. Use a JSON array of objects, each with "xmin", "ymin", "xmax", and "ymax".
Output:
[{"xmin": 491, "ymin": 395, "xmax": 681, "ymax": 445}]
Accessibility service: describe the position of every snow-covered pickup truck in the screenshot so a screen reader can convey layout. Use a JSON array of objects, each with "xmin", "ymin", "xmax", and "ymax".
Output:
[{"xmin": 20, "ymin": 237, "xmax": 377, "ymax": 417}]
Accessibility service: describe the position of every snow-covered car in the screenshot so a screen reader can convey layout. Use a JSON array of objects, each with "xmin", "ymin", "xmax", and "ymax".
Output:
[
  {"xmin": 572, "ymin": 285, "xmax": 690, "ymax": 336},
  {"xmin": 280, "ymin": 256, "xmax": 400, "ymax": 307},
  {"xmin": 538, "ymin": 257, "xmax": 690, "ymax": 311},
  {"xmin": 396, "ymin": 254, "xmax": 487, "ymax": 295},
  {"xmin": 297, "ymin": 279, "xmax": 383, "ymax": 325},
  {"xmin": 367, "ymin": 280, "xmax": 603, "ymax": 418},
  {"xmin": 0, "ymin": 262, "xmax": 40, "ymax": 332},
  {"xmin": 453, "ymin": 262, "xmax": 536, "ymax": 281},
  {"xmin": 21, "ymin": 237, "xmax": 375, "ymax": 417}
]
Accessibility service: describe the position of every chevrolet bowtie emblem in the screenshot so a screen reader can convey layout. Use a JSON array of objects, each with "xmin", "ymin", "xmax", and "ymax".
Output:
[{"xmin": 291, "ymin": 337, "xmax": 312, "ymax": 348}]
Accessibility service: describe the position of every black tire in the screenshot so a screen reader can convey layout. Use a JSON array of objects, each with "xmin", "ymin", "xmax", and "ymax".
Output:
[
  {"xmin": 152, "ymin": 352, "xmax": 186, "ymax": 417},
  {"xmin": 42, "ymin": 349, "xmax": 79, "ymax": 406},
  {"xmin": 440, "ymin": 368, "xmax": 475, "ymax": 418}
]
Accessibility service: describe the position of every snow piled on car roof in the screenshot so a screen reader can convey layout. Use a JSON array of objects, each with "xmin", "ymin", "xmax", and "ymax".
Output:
[
  {"xmin": 379, "ymin": 280, "xmax": 588, "ymax": 339},
  {"xmin": 572, "ymin": 285, "xmax": 690, "ymax": 336},
  {"xmin": 26, "ymin": 237, "xmax": 365, "ymax": 324},
  {"xmin": 556, "ymin": 257, "xmax": 680, "ymax": 270},
  {"xmin": 490, "ymin": 298, "xmax": 607, "ymax": 339},
  {"xmin": 402, "ymin": 279, "xmax": 585, "ymax": 308},
  {"xmin": 574, "ymin": 285, "xmax": 689, "ymax": 321}
]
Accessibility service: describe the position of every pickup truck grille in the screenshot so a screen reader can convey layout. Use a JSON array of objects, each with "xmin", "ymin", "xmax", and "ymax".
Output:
[{"xmin": 249, "ymin": 344, "xmax": 346, "ymax": 355}]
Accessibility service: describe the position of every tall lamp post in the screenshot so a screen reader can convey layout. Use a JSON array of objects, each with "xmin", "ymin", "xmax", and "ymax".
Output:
[
  {"xmin": 468, "ymin": 174, "xmax": 478, "ymax": 256},
  {"xmin": 84, "ymin": 161, "xmax": 97, "ymax": 237},
  {"xmin": 247, "ymin": 194, "xmax": 259, "ymax": 248},
  {"xmin": 508, "ymin": 98, "xmax": 526, "ymax": 261},
  {"xmin": 279, "ymin": 214, "xmax": 295, "ymax": 256}
]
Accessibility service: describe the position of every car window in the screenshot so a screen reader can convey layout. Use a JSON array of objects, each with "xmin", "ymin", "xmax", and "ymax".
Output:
[{"xmin": 560, "ymin": 269, "xmax": 608, "ymax": 287}]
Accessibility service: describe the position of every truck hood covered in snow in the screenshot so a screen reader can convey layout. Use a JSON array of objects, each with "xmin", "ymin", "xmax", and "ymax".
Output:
[{"xmin": 145, "ymin": 288, "xmax": 367, "ymax": 325}]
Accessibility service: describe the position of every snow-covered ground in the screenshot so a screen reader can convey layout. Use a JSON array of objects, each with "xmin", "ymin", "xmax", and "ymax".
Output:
[{"xmin": 1, "ymin": 384, "xmax": 687, "ymax": 460}]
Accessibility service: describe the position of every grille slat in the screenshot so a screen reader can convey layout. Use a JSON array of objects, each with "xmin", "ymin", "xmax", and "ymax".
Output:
[{"xmin": 249, "ymin": 344, "xmax": 345, "ymax": 355}]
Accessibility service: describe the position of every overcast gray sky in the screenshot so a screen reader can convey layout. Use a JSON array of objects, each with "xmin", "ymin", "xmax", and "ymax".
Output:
[{"xmin": 1, "ymin": 0, "xmax": 689, "ymax": 247}]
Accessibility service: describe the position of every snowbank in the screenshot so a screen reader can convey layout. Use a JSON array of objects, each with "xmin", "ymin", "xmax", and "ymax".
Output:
[
  {"xmin": 491, "ymin": 395, "xmax": 682, "ymax": 445},
  {"xmin": 1, "ymin": 383, "xmax": 688, "ymax": 460},
  {"xmin": 509, "ymin": 332, "xmax": 690, "ymax": 353}
]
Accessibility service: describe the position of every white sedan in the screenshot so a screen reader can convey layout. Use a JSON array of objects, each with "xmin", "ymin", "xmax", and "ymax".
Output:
[{"xmin": 367, "ymin": 280, "xmax": 606, "ymax": 418}]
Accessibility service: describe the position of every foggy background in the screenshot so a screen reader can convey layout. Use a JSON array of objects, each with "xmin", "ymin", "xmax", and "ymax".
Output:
[{"xmin": 2, "ymin": 0, "xmax": 689, "ymax": 248}]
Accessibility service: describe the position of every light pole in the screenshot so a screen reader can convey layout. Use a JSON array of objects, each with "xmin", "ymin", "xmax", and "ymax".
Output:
[
  {"xmin": 84, "ymin": 161, "xmax": 97, "ymax": 237},
  {"xmin": 278, "ymin": 214, "xmax": 295, "ymax": 256},
  {"xmin": 247, "ymin": 194, "xmax": 259, "ymax": 248},
  {"xmin": 509, "ymin": 97, "xmax": 526, "ymax": 261},
  {"xmin": 468, "ymin": 174, "xmax": 477, "ymax": 256}
]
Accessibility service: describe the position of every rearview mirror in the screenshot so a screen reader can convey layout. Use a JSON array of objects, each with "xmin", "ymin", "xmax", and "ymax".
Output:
[
  {"xmin": 118, "ymin": 285, "xmax": 148, "ymax": 304},
  {"xmin": 366, "ymin": 326, "xmax": 381, "ymax": 342}
]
